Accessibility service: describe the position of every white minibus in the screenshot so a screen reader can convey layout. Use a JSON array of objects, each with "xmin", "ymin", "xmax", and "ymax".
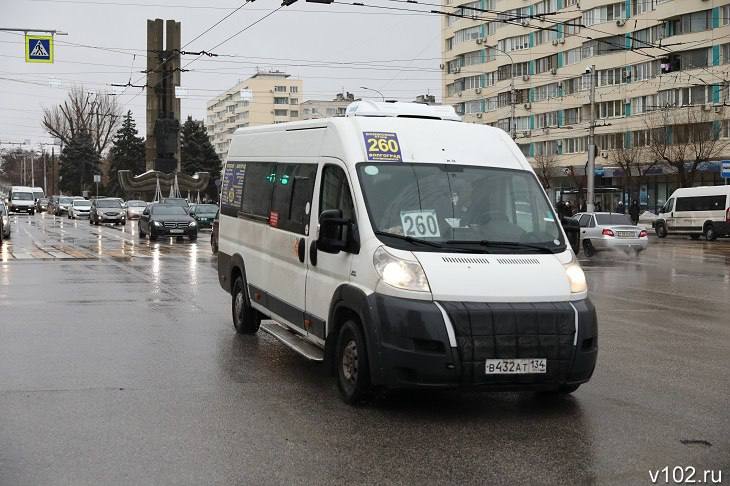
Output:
[
  {"xmin": 8, "ymin": 186, "xmax": 36, "ymax": 214},
  {"xmin": 655, "ymin": 185, "xmax": 730, "ymax": 240},
  {"xmin": 217, "ymin": 101, "xmax": 597, "ymax": 403}
]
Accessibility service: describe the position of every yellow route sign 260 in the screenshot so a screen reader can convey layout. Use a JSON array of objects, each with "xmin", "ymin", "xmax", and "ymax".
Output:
[{"xmin": 25, "ymin": 34, "xmax": 54, "ymax": 63}]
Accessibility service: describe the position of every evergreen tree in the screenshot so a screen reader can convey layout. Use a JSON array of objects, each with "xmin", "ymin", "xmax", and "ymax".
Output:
[
  {"xmin": 59, "ymin": 131, "xmax": 99, "ymax": 195},
  {"xmin": 107, "ymin": 111, "xmax": 145, "ymax": 197},
  {"xmin": 180, "ymin": 116, "xmax": 222, "ymax": 201}
]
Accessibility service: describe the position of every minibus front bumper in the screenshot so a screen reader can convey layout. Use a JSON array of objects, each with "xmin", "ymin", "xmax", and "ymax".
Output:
[{"xmin": 366, "ymin": 295, "xmax": 597, "ymax": 390}]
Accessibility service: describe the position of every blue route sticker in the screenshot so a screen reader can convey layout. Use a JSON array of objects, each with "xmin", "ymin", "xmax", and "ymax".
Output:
[{"xmin": 363, "ymin": 132, "xmax": 402, "ymax": 162}]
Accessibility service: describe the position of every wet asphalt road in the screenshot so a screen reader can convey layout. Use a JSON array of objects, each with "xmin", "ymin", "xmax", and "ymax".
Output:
[{"xmin": 0, "ymin": 212, "xmax": 728, "ymax": 486}]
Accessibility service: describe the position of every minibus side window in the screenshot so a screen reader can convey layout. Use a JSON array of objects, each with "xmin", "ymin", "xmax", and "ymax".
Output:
[
  {"xmin": 270, "ymin": 163, "xmax": 317, "ymax": 234},
  {"xmin": 241, "ymin": 162, "xmax": 276, "ymax": 219},
  {"xmin": 320, "ymin": 165, "xmax": 355, "ymax": 225}
]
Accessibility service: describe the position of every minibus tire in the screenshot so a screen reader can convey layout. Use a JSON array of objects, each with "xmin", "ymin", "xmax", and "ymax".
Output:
[
  {"xmin": 336, "ymin": 320, "xmax": 372, "ymax": 404},
  {"xmin": 704, "ymin": 225, "xmax": 717, "ymax": 241},
  {"xmin": 655, "ymin": 223, "xmax": 667, "ymax": 238},
  {"xmin": 231, "ymin": 275, "xmax": 260, "ymax": 334},
  {"xmin": 582, "ymin": 239, "xmax": 595, "ymax": 257}
]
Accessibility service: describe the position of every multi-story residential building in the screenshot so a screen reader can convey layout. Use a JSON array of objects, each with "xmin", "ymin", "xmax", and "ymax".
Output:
[
  {"xmin": 300, "ymin": 92, "xmax": 359, "ymax": 119},
  {"xmin": 206, "ymin": 71, "xmax": 303, "ymax": 161},
  {"xmin": 442, "ymin": 0, "xmax": 730, "ymax": 211}
]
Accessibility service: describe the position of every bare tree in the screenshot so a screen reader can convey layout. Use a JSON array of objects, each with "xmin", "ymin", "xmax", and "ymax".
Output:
[
  {"xmin": 41, "ymin": 86, "xmax": 121, "ymax": 155},
  {"xmin": 608, "ymin": 143, "xmax": 656, "ymax": 200},
  {"xmin": 644, "ymin": 107, "xmax": 726, "ymax": 187},
  {"xmin": 532, "ymin": 152, "xmax": 557, "ymax": 190}
]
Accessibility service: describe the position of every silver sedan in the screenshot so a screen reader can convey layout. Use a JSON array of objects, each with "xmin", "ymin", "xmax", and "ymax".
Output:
[{"xmin": 575, "ymin": 212, "xmax": 649, "ymax": 257}]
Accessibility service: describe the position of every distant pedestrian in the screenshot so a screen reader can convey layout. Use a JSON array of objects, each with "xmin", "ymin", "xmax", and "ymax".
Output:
[
  {"xmin": 629, "ymin": 200, "xmax": 640, "ymax": 225},
  {"xmin": 595, "ymin": 201, "xmax": 602, "ymax": 212},
  {"xmin": 616, "ymin": 200, "xmax": 625, "ymax": 214},
  {"xmin": 579, "ymin": 200, "xmax": 587, "ymax": 212}
]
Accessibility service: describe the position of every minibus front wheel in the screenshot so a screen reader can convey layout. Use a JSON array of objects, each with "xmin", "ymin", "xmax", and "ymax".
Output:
[
  {"xmin": 231, "ymin": 274, "xmax": 261, "ymax": 335},
  {"xmin": 336, "ymin": 320, "xmax": 372, "ymax": 404}
]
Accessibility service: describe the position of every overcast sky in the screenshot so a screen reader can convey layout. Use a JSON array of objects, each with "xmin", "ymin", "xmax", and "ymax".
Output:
[{"xmin": 1, "ymin": 0, "xmax": 442, "ymax": 148}]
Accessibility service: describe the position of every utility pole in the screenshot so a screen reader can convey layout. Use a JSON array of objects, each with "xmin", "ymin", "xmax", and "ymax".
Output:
[
  {"xmin": 586, "ymin": 64, "xmax": 596, "ymax": 213},
  {"xmin": 42, "ymin": 149, "xmax": 47, "ymax": 193},
  {"xmin": 31, "ymin": 151, "xmax": 35, "ymax": 187},
  {"xmin": 490, "ymin": 46, "xmax": 516, "ymax": 139}
]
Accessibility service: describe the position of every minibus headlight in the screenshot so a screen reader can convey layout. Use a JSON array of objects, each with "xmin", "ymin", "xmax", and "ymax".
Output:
[
  {"xmin": 564, "ymin": 261, "xmax": 587, "ymax": 294},
  {"xmin": 373, "ymin": 246, "xmax": 430, "ymax": 292}
]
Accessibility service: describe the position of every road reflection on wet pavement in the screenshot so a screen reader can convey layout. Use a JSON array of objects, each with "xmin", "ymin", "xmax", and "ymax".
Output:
[{"xmin": 0, "ymin": 212, "xmax": 727, "ymax": 485}]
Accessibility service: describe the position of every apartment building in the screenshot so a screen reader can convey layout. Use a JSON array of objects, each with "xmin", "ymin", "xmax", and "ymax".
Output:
[
  {"xmin": 206, "ymin": 71, "xmax": 303, "ymax": 161},
  {"xmin": 442, "ymin": 0, "xmax": 730, "ymax": 211},
  {"xmin": 300, "ymin": 92, "xmax": 359, "ymax": 119}
]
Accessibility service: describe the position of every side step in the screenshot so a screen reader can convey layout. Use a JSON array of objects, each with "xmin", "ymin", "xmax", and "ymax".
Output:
[{"xmin": 260, "ymin": 321, "xmax": 324, "ymax": 361}]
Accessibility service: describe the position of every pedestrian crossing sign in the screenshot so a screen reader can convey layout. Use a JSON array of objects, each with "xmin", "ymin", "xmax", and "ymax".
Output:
[{"xmin": 25, "ymin": 34, "xmax": 54, "ymax": 63}]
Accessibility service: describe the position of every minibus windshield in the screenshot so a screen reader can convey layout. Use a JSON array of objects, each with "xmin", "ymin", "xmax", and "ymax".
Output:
[
  {"xmin": 357, "ymin": 163, "xmax": 565, "ymax": 253},
  {"xmin": 13, "ymin": 192, "xmax": 33, "ymax": 201}
]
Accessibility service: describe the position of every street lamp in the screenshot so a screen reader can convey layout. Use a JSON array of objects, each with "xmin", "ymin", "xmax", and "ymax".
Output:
[
  {"xmin": 488, "ymin": 46, "xmax": 516, "ymax": 140},
  {"xmin": 360, "ymin": 86, "xmax": 385, "ymax": 102}
]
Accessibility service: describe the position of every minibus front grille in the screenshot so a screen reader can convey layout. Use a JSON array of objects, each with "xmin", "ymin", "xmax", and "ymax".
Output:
[{"xmin": 439, "ymin": 301, "xmax": 576, "ymax": 385}]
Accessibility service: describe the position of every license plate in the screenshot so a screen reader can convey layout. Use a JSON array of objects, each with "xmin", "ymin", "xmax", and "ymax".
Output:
[
  {"xmin": 170, "ymin": 229, "xmax": 184, "ymax": 234},
  {"xmin": 485, "ymin": 359, "xmax": 546, "ymax": 375}
]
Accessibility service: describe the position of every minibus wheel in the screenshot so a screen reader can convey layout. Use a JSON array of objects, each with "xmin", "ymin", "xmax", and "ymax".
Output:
[
  {"xmin": 655, "ymin": 223, "xmax": 667, "ymax": 238},
  {"xmin": 336, "ymin": 320, "xmax": 371, "ymax": 404},
  {"xmin": 704, "ymin": 225, "xmax": 717, "ymax": 241},
  {"xmin": 232, "ymin": 275, "xmax": 261, "ymax": 334}
]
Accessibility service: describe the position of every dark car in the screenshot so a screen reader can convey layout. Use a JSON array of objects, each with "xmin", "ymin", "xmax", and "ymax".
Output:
[
  {"xmin": 35, "ymin": 197, "xmax": 49, "ymax": 213},
  {"xmin": 90, "ymin": 198, "xmax": 126, "ymax": 226},
  {"xmin": 139, "ymin": 204, "xmax": 197, "ymax": 241},
  {"xmin": 189, "ymin": 203, "xmax": 218, "ymax": 229}
]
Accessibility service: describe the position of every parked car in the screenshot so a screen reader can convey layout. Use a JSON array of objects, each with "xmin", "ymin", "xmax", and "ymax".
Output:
[
  {"xmin": 654, "ymin": 186, "xmax": 730, "ymax": 241},
  {"xmin": 138, "ymin": 203, "xmax": 197, "ymax": 241},
  {"xmin": 574, "ymin": 212, "xmax": 649, "ymax": 257},
  {"xmin": 90, "ymin": 198, "xmax": 126, "ymax": 226},
  {"xmin": 35, "ymin": 197, "xmax": 49, "ymax": 212},
  {"xmin": 126, "ymin": 200, "xmax": 147, "ymax": 219},
  {"xmin": 0, "ymin": 201, "xmax": 10, "ymax": 241},
  {"xmin": 68, "ymin": 199, "xmax": 91, "ymax": 219},
  {"xmin": 160, "ymin": 198, "xmax": 190, "ymax": 212},
  {"xmin": 189, "ymin": 203, "xmax": 219, "ymax": 229}
]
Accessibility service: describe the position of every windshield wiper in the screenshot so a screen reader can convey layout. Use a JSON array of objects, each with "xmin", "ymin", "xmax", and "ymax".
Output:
[
  {"xmin": 374, "ymin": 231, "xmax": 483, "ymax": 253},
  {"xmin": 445, "ymin": 240, "xmax": 558, "ymax": 254}
]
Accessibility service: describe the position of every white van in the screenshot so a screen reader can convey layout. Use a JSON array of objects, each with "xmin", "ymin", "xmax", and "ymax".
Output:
[
  {"xmin": 8, "ymin": 186, "xmax": 36, "ymax": 214},
  {"xmin": 217, "ymin": 101, "xmax": 597, "ymax": 403},
  {"xmin": 654, "ymin": 185, "xmax": 730, "ymax": 240}
]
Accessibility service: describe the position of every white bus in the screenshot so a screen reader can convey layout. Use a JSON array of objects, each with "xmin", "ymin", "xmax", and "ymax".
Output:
[
  {"xmin": 655, "ymin": 185, "xmax": 730, "ymax": 240},
  {"xmin": 8, "ymin": 186, "xmax": 36, "ymax": 214},
  {"xmin": 217, "ymin": 101, "xmax": 597, "ymax": 403}
]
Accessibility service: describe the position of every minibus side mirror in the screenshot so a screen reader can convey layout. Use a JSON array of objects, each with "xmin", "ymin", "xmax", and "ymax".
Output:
[
  {"xmin": 317, "ymin": 209, "xmax": 350, "ymax": 254},
  {"xmin": 561, "ymin": 216, "xmax": 581, "ymax": 255}
]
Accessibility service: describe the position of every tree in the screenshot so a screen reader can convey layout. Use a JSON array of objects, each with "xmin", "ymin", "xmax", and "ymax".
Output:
[
  {"xmin": 106, "ymin": 111, "xmax": 145, "ymax": 197},
  {"xmin": 645, "ymin": 107, "xmax": 727, "ymax": 187},
  {"xmin": 42, "ymin": 86, "xmax": 121, "ymax": 155},
  {"xmin": 59, "ymin": 132, "xmax": 99, "ymax": 195},
  {"xmin": 532, "ymin": 152, "xmax": 557, "ymax": 190},
  {"xmin": 180, "ymin": 116, "xmax": 222, "ymax": 200},
  {"xmin": 608, "ymin": 143, "xmax": 656, "ymax": 201}
]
